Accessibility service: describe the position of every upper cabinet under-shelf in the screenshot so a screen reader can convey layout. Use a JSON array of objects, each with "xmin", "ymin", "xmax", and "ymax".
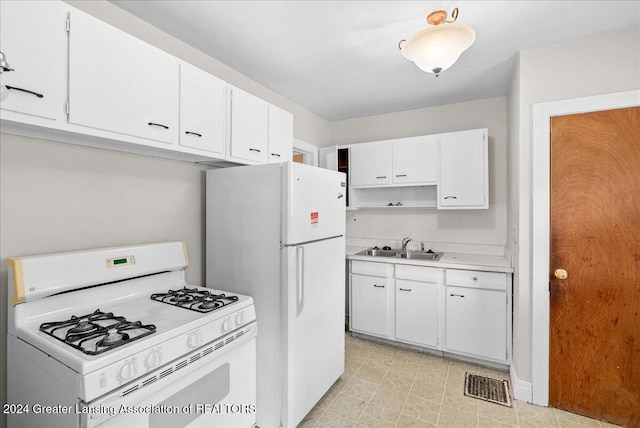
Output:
[
  {"xmin": 0, "ymin": 0, "xmax": 292, "ymax": 166},
  {"xmin": 330, "ymin": 128, "xmax": 488, "ymax": 210}
]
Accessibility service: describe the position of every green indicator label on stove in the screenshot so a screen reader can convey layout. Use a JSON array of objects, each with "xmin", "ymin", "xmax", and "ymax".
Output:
[{"xmin": 113, "ymin": 258, "xmax": 127, "ymax": 265}]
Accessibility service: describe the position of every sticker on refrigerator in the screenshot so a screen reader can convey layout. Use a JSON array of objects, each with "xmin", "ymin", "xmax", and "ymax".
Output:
[{"xmin": 310, "ymin": 212, "xmax": 319, "ymax": 227}]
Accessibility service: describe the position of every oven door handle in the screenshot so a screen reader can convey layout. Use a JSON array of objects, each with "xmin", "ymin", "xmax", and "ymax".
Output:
[{"xmin": 296, "ymin": 246, "xmax": 305, "ymax": 317}]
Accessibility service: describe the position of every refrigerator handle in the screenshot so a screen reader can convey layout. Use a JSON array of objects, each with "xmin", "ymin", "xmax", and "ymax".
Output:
[{"xmin": 296, "ymin": 246, "xmax": 305, "ymax": 316}]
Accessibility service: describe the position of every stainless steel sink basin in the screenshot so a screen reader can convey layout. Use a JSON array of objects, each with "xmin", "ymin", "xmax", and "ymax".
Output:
[
  {"xmin": 356, "ymin": 248, "xmax": 443, "ymax": 261},
  {"xmin": 399, "ymin": 251, "xmax": 443, "ymax": 261},
  {"xmin": 357, "ymin": 248, "xmax": 399, "ymax": 257}
]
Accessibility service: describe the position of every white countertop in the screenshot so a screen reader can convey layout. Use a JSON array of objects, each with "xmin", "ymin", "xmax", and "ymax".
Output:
[{"xmin": 346, "ymin": 245, "xmax": 513, "ymax": 273}]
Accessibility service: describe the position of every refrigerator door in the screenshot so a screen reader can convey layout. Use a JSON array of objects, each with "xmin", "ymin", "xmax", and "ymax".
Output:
[
  {"xmin": 282, "ymin": 236, "xmax": 345, "ymax": 427},
  {"xmin": 283, "ymin": 163, "xmax": 346, "ymax": 245}
]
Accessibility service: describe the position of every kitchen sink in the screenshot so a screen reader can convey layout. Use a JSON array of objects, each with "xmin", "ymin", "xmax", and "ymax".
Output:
[
  {"xmin": 356, "ymin": 248, "xmax": 443, "ymax": 261},
  {"xmin": 357, "ymin": 248, "xmax": 399, "ymax": 257}
]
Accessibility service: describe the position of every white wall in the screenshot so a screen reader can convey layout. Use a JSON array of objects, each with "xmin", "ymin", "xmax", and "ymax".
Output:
[
  {"xmin": 509, "ymin": 25, "xmax": 640, "ymax": 388},
  {"xmin": 329, "ymin": 97, "xmax": 508, "ymax": 255}
]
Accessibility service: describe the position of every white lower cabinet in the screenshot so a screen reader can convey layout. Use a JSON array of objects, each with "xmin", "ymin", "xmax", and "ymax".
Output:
[
  {"xmin": 395, "ymin": 279, "xmax": 438, "ymax": 348},
  {"xmin": 351, "ymin": 273, "xmax": 390, "ymax": 337},
  {"xmin": 444, "ymin": 269, "xmax": 511, "ymax": 364},
  {"xmin": 349, "ymin": 261, "xmax": 512, "ymax": 365},
  {"xmin": 350, "ymin": 260, "xmax": 392, "ymax": 337},
  {"xmin": 350, "ymin": 261, "xmax": 442, "ymax": 349}
]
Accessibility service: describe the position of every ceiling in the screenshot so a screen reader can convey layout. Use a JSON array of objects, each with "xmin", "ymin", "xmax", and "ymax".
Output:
[{"xmin": 110, "ymin": 1, "xmax": 639, "ymax": 122}]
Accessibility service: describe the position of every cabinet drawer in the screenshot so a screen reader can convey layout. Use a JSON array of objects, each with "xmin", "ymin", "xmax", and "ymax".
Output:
[
  {"xmin": 395, "ymin": 265, "xmax": 441, "ymax": 283},
  {"xmin": 445, "ymin": 269, "xmax": 506, "ymax": 291},
  {"xmin": 351, "ymin": 260, "xmax": 390, "ymax": 277}
]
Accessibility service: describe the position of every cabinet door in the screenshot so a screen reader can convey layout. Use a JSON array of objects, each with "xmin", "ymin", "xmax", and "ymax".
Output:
[
  {"xmin": 438, "ymin": 128, "xmax": 488, "ymax": 209},
  {"xmin": 268, "ymin": 105, "xmax": 293, "ymax": 163},
  {"xmin": 0, "ymin": 0, "xmax": 68, "ymax": 121},
  {"xmin": 68, "ymin": 10, "xmax": 179, "ymax": 144},
  {"xmin": 349, "ymin": 141, "xmax": 392, "ymax": 187},
  {"xmin": 392, "ymin": 135, "xmax": 438, "ymax": 184},
  {"xmin": 445, "ymin": 286, "xmax": 507, "ymax": 362},
  {"xmin": 351, "ymin": 274, "xmax": 389, "ymax": 337},
  {"xmin": 179, "ymin": 63, "xmax": 226, "ymax": 156},
  {"xmin": 395, "ymin": 279, "xmax": 438, "ymax": 347},
  {"xmin": 228, "ymin": 86, "xmax": 268, "ymax": 163}
]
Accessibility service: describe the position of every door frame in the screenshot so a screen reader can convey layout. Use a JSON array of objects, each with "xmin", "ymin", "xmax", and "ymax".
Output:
[{"xmin": 531, "ymin": 89, "xmax": 639, "ymax": 406}]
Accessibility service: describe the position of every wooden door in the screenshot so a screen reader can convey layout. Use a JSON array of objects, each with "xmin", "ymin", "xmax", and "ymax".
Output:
[{"xmin": 550, "ymin": 107, "xmax": 640, "ymax": 427}]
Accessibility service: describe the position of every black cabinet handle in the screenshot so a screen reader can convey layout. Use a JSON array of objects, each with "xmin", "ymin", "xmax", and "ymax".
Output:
[
  {"xmin": 271, "ymin": 153, "xmax": 281, "ymax": 157},
  {"xmin": 395, "ymin": 174, "xmax": 407, "ymax": 177},
  {"xmin": 444, "ymin": 196, "xmax": 458, "ymax": 200},
  {"xmin": 449, "ymin": 293, "xmax": 465, "ymax": 298},
  {"xmin": 399, "ymin": 288, "xmax": 412, "ymax": 292},
  {"xmin": 249, "ymin": 148, "xmax": 261, "ymax": 153},
  {"xmin": 376, "ymin": 176, "xmax": 387, "ymax": 179},
  {"xmin": 6, "ymin": 85, "xmax": 43, "ymax": 98},
  {"xmin": 373, "ymin": 284, "xmax": 385, "ymax": 288},
  {"xmin": 185, "ymin": 131, "xmax": 202, "ymax": 137},
  {"xmin": 148, "ymin": 122, "xmax": 169, "ymax": 129}
]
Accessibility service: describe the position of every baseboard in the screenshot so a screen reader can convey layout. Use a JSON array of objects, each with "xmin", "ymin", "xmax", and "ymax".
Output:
[{"xmin": 510, "ymin": 364, "xmax": 533, "ymax": 403}]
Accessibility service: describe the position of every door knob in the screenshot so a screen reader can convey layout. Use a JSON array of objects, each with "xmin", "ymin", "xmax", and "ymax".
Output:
[{"xmin": 554, "ymin": 269, "xmax": 568, "ymax": 280}]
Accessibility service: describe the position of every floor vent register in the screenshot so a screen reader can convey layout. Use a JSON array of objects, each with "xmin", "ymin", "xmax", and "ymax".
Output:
[{"xmin": 464, "ymin": 373, "xmax": 512, "ymax": 407}]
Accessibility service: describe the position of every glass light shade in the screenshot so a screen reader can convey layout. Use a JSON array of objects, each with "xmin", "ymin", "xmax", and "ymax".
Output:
[{"xmin": 400, "ymin": 23, "xmax": 476, "ymax": 75}]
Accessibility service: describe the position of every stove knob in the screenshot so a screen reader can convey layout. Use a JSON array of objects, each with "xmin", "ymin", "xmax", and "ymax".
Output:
[
  {"xmin": 235, "ymin": 311, "xmax": 245, "ymax": 327},
  {"xmin": 117, "ymin": 359, "xmax": 138, "ymax": 383},
  {"xmin": 144, "ymin": 348, "xmax": 162, "ymax": 370},
  {"xmin": 187, "ymin": 330, "xmax": 203, "ymax": 349},
  {"xmin": 221, "ymin": 317, "xmax": 232, "ymax": 334}
]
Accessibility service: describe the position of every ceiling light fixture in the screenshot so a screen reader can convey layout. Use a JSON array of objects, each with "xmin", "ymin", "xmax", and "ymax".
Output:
[{"xmin": 398, "ymin": 7, "xmax": 475, "ymax": 77}]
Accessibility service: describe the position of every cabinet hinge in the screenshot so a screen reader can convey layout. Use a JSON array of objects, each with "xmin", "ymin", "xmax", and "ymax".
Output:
[
  {"xmin": 65, "ymin": 101, "xmax": 70, "ymax": 116},
  {"xmin": 66, "ymin": 17, "xmax": 70, "ymax": 33}
]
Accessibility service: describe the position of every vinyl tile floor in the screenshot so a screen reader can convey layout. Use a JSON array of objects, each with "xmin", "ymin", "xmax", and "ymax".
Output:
[{"xmin": 298, "ymin": 333, "xmax": 623, "ymax": 428}]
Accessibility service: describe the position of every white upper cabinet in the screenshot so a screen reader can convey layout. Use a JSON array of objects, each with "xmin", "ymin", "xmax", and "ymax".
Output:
[
  {"xmin": 438, "ymin": 128, "xmax": 489, "ymax": 209},
  {"xmin": 267, "ymin": 104, "xmax": 293, "ymax": 163},
  {"xmin": 179, "ymin": 63, "xmax": 226, "ymax": 157},
  {"xmin": 349, "ymin": 141, "xmax": 392, "ymax": 187},
  {"xmin": 392, "ymin": 135, "xmax": 438, "ymax": 185},
  {"xmin": 67, "ymin": 9, "xmax": 179, "ymax": 145},
  {"xmin": 227, "ymin": 85, "xmax": 269, "ymax": 164},
  {"xmin": 0, "ymin": 0, "xmax": 68, "ymax": 122}
]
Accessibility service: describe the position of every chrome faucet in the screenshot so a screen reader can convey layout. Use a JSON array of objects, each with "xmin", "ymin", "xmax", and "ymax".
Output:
[{"xmin": 401, "ymin": 237, "xmax": 412, "ymax": 250}]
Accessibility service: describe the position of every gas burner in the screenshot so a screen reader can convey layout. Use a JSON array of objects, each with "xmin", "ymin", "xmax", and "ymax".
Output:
[
  {"xmin": 39, "ymin": 310, "xmax": 156, "ymax": 355},
  {"xmin": 151, "ymin": 287, "xmax": 239, "ymax": 313},
  {"xmin": 99, "ymin": 329, "xmax": 127, "ymax": 347},
  {"xmin": 199, "ymin": 297, "xmax": 220, "ymax": 310},
  {"xmin": 68, "ymin": 320, "xmax": 95, "ymax": 334},
  {"xmin": 170, "ymin": 292, "xmax": 194, "ymax": 304}
]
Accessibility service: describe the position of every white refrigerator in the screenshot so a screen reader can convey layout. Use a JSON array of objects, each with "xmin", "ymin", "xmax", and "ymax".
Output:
[{"xmin": 206, "ymin": 162, "xmax": 346, "ymax": 428}]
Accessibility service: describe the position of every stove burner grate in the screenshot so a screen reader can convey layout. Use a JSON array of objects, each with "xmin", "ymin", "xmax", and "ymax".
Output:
[
  {"xmin": 151, "ymin": 287, "xmax": 239, "ymax": 313},
  {"xmin": 39, "ymin": 310, "xmax": 156, "ymax": 355}
]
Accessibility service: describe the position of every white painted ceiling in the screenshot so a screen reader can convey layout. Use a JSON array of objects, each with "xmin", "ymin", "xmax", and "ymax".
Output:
[{"xmin": 110, "ymin": 1, "xmax": 639, "ymax": 121}]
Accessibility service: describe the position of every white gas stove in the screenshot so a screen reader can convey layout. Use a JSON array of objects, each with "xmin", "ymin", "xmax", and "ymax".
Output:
[{"xmin": 6, "ymin": 241, "xmax": 257, "ymax": 428}]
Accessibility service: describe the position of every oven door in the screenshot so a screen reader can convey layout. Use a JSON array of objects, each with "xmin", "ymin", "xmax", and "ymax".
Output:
[{"xmin": 83, "ymin": 323, "xmax": 256, "ymax": 428}]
